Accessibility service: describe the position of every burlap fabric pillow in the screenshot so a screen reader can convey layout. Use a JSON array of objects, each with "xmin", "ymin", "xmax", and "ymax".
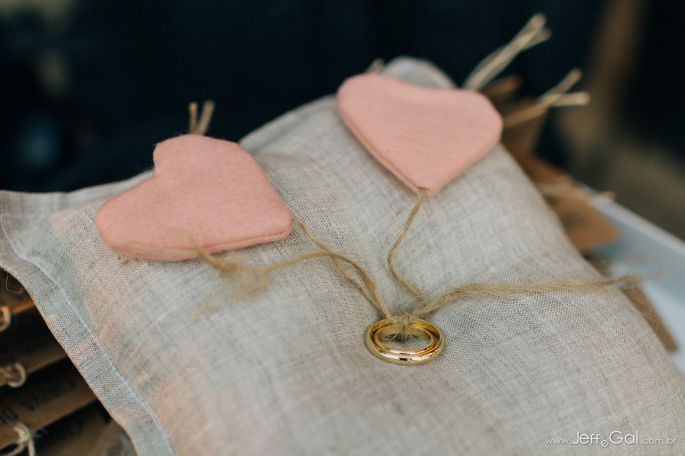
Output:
[{"xmin": 1, "ymin": 59, "xmax": 683, "ymax": 455}]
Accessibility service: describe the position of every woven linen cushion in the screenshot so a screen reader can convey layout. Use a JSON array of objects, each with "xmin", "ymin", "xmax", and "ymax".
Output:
[{"xmin": 1, "ymin": 58, "xmax": 683, "ymax": 455}]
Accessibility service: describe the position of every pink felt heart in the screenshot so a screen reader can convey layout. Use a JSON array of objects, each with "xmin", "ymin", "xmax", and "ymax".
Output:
[
  {"xmin": 337, "ymin": 73, "xmax": 502, "ymax": 194},
  {"xmin": 96, "ymin": 134, "xmax": 292, "ymax": 261}
]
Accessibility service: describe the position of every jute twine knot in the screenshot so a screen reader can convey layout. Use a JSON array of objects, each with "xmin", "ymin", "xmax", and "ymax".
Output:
[
  {"xmin": 1, "ymin": 423, "xmax": 35, "ymax": 456},
  {"xmin": 386, "ymin": 313, "xmax": 418, "ymax": 339},
  {"xmin": 0, "ymin": 363, "xmax": 26, "ymax": 388}
]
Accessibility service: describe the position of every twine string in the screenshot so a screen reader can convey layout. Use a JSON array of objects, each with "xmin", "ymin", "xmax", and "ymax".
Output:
[
  {"xmin": 387, "ymin": 191, "xmax": 428, "ymax": 304},
  {"xmin": 198, "ymin": 221, "xmax": 393, "ymax": 321},
  {"xmin": 463, "ymin": 14, "xmax": 589, "ymax": 128},
  {"xmin": 464, "ymin": 14, "xmax": 551, "ymax": 91},
  {"xmin": 0, "ymin": 363, "xmax": 26, "ymax": 388},
  {"xmin": 188, "ymin": 102, "xmax": 198, "ymax": 133},
  {"xmin": 202, "ymin": 215, "xmax": 634, "ymax": 334},
  {"xmin": 188, "ymin": 100, "xmax": 215, "ymax": 136},
  {"xmin": 1, "ymin": 423, "xmax": 34, "ymax": 456},
  {"xmin": 294, "ymin": 221, "xmax": 383, "ymax": 312},
  {"xmin": 382, "ymin": 194, "xmax": 634, "ymax": 331},
  {"xmin": 0, "ymin": 306, "xmax": 10, "ymax": 332},
  {"xmin": 503, "ymin": 69, "xmax": 590, "ymax": 128},
  {"xmin": 410, "ymin": 277, "xmax": 633, "ymax": 321}
]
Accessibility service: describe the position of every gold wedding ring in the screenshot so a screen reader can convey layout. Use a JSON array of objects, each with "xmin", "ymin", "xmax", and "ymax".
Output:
[{"xmin": 365, "ymin": 318, "xmax": 444, "ymax": 365}]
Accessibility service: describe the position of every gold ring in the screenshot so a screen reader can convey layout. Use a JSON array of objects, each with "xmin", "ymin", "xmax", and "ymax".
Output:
[{"xmin": 365, "ymin": 318, "xmax": 444, "ymax": 365}]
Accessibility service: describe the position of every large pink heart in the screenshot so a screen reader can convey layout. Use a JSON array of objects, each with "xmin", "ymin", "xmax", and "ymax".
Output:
[
  {"xmin": 96, "ymin": 135, "xmax": 292, "ymax": 261},
  {"xmin": 337, "ymin": 73, "xmax": 502, "ymax": 194}
]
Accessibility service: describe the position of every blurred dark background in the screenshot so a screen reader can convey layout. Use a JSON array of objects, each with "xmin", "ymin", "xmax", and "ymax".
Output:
[{"xmin": 1, "ymin": 0, "xmax": 684, "ymax": 234}]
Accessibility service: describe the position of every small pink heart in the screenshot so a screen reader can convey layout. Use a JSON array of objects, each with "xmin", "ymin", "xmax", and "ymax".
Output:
[
  {"xmin": 96, "ymin": 135, "xmax": 292, "ymax": 261},
  {"xmin": 337, "ymin": 73, "xmax": 502, "ymax": 194}
]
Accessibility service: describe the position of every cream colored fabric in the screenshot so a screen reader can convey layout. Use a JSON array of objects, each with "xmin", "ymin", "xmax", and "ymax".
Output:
[{"xmin": 1, "ymin": 58, "xmax": 683, "ymax": 455}]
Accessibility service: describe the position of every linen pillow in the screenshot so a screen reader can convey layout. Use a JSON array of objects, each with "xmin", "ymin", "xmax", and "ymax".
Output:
[{"xmin": 1, "ymin": 58, "xmax": 683, "ymax": 455}]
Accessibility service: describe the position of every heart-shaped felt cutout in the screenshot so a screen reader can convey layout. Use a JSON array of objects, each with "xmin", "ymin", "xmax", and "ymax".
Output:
[
  {"xmin": 96, "ymin": 134, "xmax": 292, "ymax": 261},
  {"xmin": 337, "ymin": 73, "xmax": 502, "ymax": 194}
]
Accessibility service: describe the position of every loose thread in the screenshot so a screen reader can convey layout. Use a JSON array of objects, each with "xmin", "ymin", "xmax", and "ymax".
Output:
[
  {"xmin": 387, "ymin": 191, "xmax": 428, "ymax": 304},
  {"xmin": 187, "ymin": 100, "xmax": 215, "ymax": 135},
  {"xmin": 503, "ymin": 69, "xmax": 590, "ymax": 128},
  {"xmin": 464, "ymin": 14, "xmax": 551, "ymax": 91}
]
